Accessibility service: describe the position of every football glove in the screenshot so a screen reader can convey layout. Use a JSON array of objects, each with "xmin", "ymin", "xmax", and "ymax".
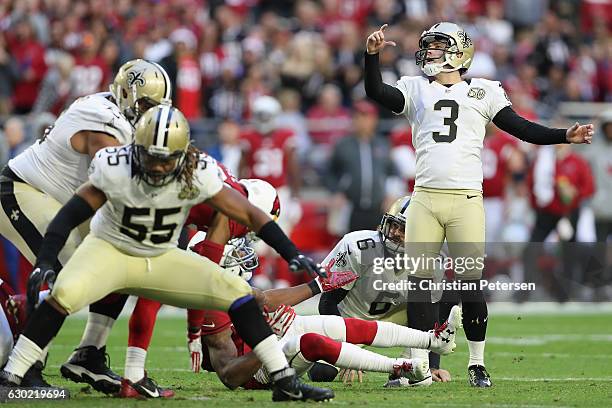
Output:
[
  {"xmin": 289, "ymin": 254, "xmax": 327, "ymax": 279},
  {"xmin": 315, "ymin": 269, "xmax": 358, "ymax": 293},
  {"xmin": 265, "ymin": 304, "xmax": 296, "ymax": 338},
  {"xmin": 188, "ymin": 330, "xmax": 203, "ymax": 374},
  {"xmin": 27, "ymin": 263, "xmax": 56, "ymax": 313}
]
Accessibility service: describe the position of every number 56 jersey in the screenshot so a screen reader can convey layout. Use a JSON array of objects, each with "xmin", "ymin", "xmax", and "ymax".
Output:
[
  {"xmin": 394, "ymin": 76, "xmax": 511, "ymax": 191},
  {"xmin": 88, "ymin": 145, "xmax": 224, "ymax": 257}
]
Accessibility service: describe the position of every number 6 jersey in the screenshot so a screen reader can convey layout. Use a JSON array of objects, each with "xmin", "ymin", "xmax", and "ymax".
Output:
[
  {"xmin": 88, "ymin": 145, "xmax": 224, "ymax": 257},
  {"xmin": 320, "ymin": 230, "xmax": 409, "ymax": 321},
  {"xmin": 394, "ymin": 77, "xmax": 511, "ymax": 190}
]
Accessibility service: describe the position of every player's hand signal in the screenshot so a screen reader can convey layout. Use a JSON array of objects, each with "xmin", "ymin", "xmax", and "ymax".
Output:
[
  {"xmin": 566, "ymin": 122, "xmax": 594, "ymax": 144},
  {"xmin": 366, "ymin": 24, "xmax": 397, "ymax": 55}
]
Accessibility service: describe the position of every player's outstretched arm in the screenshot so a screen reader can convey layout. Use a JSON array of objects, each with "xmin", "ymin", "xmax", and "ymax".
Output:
[
  {"xmin": 364, "ymin": 24, "xmax": 405, "ymax": 114},
  {"xmin": 492, "ymin": 107, "xmax": 594, "ymax": 145},
  {"xmin": 28, "ymin": 183, "xmax": 107, "ymax": 310},
  {"xmin": 206, "ymin": 186, "xmax": 327, "ymax": 278}
]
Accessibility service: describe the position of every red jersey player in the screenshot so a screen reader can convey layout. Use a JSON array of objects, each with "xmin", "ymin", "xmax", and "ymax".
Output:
[{"xmin": 239, "ymin": 95, "xmax": 302, "ymax": 287}]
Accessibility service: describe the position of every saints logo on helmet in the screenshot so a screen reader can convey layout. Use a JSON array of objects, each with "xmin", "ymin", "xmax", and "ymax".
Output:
[
  {"xmin": 132, "ymin": 105, "xmax": 190, "ymax": 187},
  {"xmin": 110, "ymin": 59, "xmax": 172, "ymax": 125},
  {"xmin": 415, "ymin": 22, "xmax": 474, "ymax": 77},
  {"xmin": 379, "ymin": 196, "xmax": 410, "ymax": 254}
]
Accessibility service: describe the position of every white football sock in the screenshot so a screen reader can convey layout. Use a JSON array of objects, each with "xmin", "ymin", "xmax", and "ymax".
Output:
[
  {"xmin": 335, "ymin": 342, "xmax": 397, "ymax": 373},
  {"xmin": 38, "ymin": 345, "xmax": 49, "ymax": 364},
  {"xmin": 5, "ymin": 336, "xmax": 44, "ymax": 378},
  {"xmin": 467, "ymin": 340, "xmax": 485, "ymax": 367},
  {"xmin": 400, "ymin": 347, "xmax": 429, "ymax": 369},
  {"xmin": 124, "ymin": 347, "xmax": 147, "ymax": 383},
  {"xmin": 78, "ymin": 312, "xmax": 115, "ymax": 349},
  {"xmin": 252, "ymin": 334, "xmax": 289, "ymax": 374},
  {"xmin": 371, "ymin": 321, "xmax": 430, "ymax": 349}
]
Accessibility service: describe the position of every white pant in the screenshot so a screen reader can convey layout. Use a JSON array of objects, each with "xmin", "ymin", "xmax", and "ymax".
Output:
[{"xmin": 254, "ymin": 314, "xmax": 348, "ymax": 383}]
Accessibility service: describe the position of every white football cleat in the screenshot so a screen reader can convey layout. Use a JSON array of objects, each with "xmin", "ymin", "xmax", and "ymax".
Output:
[
  {"xmin": 429, "ymin": 305, "xmax": 462, "ymax": 355},
  {"xmin": 385, "ymin": 358, "xmax": 432, "ymax": 387}
]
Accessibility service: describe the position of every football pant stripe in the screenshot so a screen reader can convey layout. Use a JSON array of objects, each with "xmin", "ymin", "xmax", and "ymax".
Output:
[{"xmin": 0, "ymin": 180, "xmax": 62, "ymax": 271}]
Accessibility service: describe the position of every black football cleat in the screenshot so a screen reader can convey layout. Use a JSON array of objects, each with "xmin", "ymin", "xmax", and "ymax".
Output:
[
  {"xmin": 468, "ymin": 364, "xmax": 492, "ymax": 387},
  {"xmin": 271, "ymin": 367, "xmax": 334, "ymax": 402},
  {"xmin": 21, "ymin": 361, "xmax": 50, "ymax": 387},
  {"xmin": 0, "ymin": 370, "xmax": 22, "ymax": 387},
  {"xmin": 60, "ymin": 346, "xmax": 121, "ymax": 394}
]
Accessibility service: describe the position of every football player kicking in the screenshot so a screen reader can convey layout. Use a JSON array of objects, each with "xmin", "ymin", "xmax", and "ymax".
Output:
[
  {"xmin": 178, "ymin": 235, "xmax": 462, "ymax": 390},
  {"xmin": 0, "ymin": 58, "xmax": 171, "ymax": 389},
  {"xmin": 120, "ymin": 160, "xmax": 281, "ymax": 398},
  {"xmin": 0, "ymin": 105, "xmax": 333, "ymax": 402},
  {"xmin": 364, "ymin": 22, "xmax": 594, "ymax": 387}
]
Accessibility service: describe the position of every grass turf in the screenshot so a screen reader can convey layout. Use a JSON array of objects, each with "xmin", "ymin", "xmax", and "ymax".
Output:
[{"xmin": 11, "ymin": 312, "xmax": 612, "ymax": 407}]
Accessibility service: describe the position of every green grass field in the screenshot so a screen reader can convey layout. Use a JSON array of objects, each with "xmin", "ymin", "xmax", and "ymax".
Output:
[{"xmin": 14, "ymin": 311, "xmax": 612, "ymax": 407}]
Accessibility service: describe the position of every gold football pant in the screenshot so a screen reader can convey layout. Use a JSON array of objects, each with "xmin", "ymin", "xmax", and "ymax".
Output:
[
  {"xmin": 51, "ymin": 235, "xmax": 253, "ymax": 314},
  {"xmin": 0, "ymin": 180, "xmax": 88, "ymax": 267},
  {"xmin": 404, "ymin": 187, "xmax": 485, "ymax": 280}
]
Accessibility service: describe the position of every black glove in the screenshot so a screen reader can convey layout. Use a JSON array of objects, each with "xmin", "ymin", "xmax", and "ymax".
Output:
[
  {"xmin": 289, "ymin": 254, "xmax": 327, "ymax": 279},
  {"xmin": 27, "ymin": 263, "xmax": 56, "ymax": 313}
]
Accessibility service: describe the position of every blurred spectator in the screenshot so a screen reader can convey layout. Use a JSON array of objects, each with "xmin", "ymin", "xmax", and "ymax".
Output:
[
  {"xmin": 306, "ymin": 83, "xmax": 351, "ymax": 145},
  {"xmin": 389, "ymin": 124, "xmax": 415, "ymax": 193},
  {"xmin": 2, "ymin": 116, "xmax": 29, "ymax": 158},
  {"xmin": 70, "ymin": 31, "xmax": 111, "ymax": 98},
  {"xmin": 276, "ymin": 88, "xmax": 311, "ymax": 159},
  {"xmin": 32, "ymin": 52, "xmax": 75, "ymax": 115},
  {"xmin": 0, "ymin": 33, "xmax": 17, "ymax": 115},
  {"xmin": 326, "ymin": 100, "xmax": 398, "ymax": 233},
  {"xmin": 6, "ymin": 17, "xmax": 47, "ymax": 113},
  {"xmin": 161, "ymin": 28, "xmax": 202, "ymax": 119},
  {"xmin": 207, "ymin": 118, "xmax": 243, "ymax": 177},
  {"xmin": 523, "ymin": 144, "xmax": 595, "ymax": 301}
]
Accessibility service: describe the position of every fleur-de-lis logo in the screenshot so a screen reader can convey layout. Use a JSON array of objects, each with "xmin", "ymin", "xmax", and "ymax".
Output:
[
  {"xmin": 457, "ymin": 31, "xmax": 472, "ymax": 49},
  {"xmin": 127, "ymin": 70, "xmax": 146, "ymax": 87}
]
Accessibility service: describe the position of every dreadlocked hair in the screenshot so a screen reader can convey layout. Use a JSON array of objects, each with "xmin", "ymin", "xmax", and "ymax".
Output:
[{"xmin": 179, "ymin": 144, "xmax": 201, "ymax": 190}]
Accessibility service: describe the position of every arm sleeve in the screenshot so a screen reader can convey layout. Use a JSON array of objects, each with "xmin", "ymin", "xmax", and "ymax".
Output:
[
  {"xmin": 318, "ymin": 289, "xmax": 349, "ymax": 316},
  {"xmin": 363, "ymin": 52, "xmax": 406, "ymax": 114},
  {"xmin": 36, "ymin": 195, "xmax": 96, "ymax": 267},
  {"xmin": 492, "ymin": 107, "xmax": 568, "ymax": 145}
]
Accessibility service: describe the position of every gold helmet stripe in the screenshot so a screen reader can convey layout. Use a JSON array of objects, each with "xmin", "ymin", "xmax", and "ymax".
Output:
[{"xmin": 150, "ymin": 61, "xmax": 172, "ymax": 101}]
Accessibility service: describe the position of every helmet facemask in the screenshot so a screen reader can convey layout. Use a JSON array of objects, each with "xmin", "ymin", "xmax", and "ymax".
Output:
[
  {"xmin": 379, "ymin": 213, "xmax": 406, "ymax": 254},
  {"xmin": 133, "ymin": 144, "xmax": 186, "ymax": 187},
  {"xmin": 221, "ymin": 237, "xmax": 259, "ymax": 281},
  {"xmin": 415, "ymin": 34, "xmax": 467, "ymax": 77}
]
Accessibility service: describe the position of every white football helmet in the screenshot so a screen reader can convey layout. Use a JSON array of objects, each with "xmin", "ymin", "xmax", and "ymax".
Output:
[
  {"xmin": 240, "ymin": 179, "xmax": 281, "ymax": 221},
  {"xmin": 251, "ymin": 95, "xmax": 281, "ymax": 134},
  {"xmin": 188, "ymin": 232, "xmax": 258, "ymax": 281},
  {"xmin": 415, "ymin": 22, "xmax": 474, "ymax": 77}
]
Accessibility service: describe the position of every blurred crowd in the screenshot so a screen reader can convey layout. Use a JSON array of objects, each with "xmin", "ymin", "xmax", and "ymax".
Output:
[{"xmin": 0, "ymin": 0, "xmax": 611, "ymax": 298}]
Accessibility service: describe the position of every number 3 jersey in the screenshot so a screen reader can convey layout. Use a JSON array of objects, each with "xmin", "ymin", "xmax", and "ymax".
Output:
[
  {"xmin": 321, "ymin": 230, "xmax": 409, "ymax": 321},
  {"xmin": 394, "ymin": 77, "xmax": 512, "ymax": 191},
  {"xmin": 8, "ymin": 93, "xmax": 133, "ymax": 204},
  {"xmin": 88, "ymin": 146, "xmax": 224, "ymax": 257}
]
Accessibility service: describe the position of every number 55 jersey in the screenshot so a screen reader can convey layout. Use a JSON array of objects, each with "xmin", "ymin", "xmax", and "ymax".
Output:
[
  {"xmin": 88, "ymin": 146, "xmax": 224, "ymax": 257},
  {"xmin": 394, "ymin": 77, "xmax": 511, "ymax": 190}
]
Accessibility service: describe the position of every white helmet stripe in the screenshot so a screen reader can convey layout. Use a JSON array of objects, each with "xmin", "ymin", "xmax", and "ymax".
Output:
[
  {"xmin": 150, "ymin": 61, "xmax": 172, "ymax": 101},
  {"xmin": 155, "ymin": 105, "xmax": 172, "ymax": 147}
]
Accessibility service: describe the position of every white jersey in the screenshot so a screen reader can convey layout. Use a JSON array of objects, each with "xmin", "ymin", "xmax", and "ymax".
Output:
[
  {"xmin": 88, "ymin": 146, "xmax": 224, "ymax": 257},
  {"xmin": 394, "ymin": 76, "xmax": 512, "ymax": 190},
  {"xmin": 321, "ymin": 230, "xmax": 410, "ymax": 321},
  {"xmin": 9, "ymin": 93, "xmax": 132, "ymax": 204}
]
